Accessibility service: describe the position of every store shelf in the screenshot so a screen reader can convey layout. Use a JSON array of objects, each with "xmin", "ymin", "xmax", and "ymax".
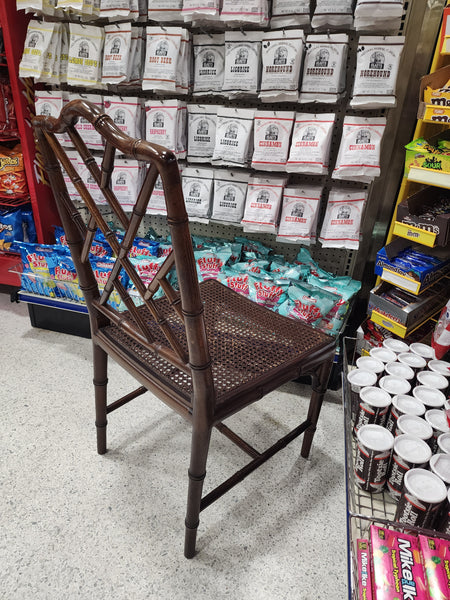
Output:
[
  {"xmin": 407, "ymin": 165, "xmax": 450, "ymax": 188},
  {"xmin": 379, "ymin": 268, "xmax": 447, "ymax": 295},
  {"xmin": 392, "ymin": 220, "xmax": 438, "ymax": 247},
  {"xmin": 18, "ymin": 291, "xmax": 88, "ymax": 314},
  {"xmin": 370, "ymin": 307, "xmax": 442, "ymax": 338}
]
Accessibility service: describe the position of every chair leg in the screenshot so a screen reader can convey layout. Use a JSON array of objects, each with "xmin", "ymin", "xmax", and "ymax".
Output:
[
  {"xmin": 184, "ymin": 425, "xmax": 212, "ymax": 559},
  {"xmin": 301, "ymin": 356, "xmax": 334, "ymax": 459},
  {"xmin": 93, "ymin": 343, "xmax": 108, "ymax": 455}
]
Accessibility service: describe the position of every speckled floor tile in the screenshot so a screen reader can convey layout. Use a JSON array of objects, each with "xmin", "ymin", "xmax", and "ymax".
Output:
[{"xmin": 0, "ymin": 293, "xmax": 348, "ymax": 600}]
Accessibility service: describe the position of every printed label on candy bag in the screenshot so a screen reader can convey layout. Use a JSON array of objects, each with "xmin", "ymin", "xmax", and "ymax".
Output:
[
  {"xmin": 195, "ymin": 249, "xmax": 232, "ymax": 281},
  {"xmin": 67, "ymin": 23, "xmax": 104, "ymax": 87},
  {"xmin": 370, "ymin": 525, "xmax": 429, "ymax": 600}
]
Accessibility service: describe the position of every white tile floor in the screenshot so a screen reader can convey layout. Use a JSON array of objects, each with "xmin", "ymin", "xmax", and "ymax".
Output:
[{"xmin": 0, "ymin": 292, "xmax": 348, "ymax": 600}]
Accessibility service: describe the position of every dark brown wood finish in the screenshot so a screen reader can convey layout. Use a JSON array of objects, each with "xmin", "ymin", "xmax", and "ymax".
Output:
[{"xmin": 33, "ymin": 99, "xmax": 336, "ymax": 558}]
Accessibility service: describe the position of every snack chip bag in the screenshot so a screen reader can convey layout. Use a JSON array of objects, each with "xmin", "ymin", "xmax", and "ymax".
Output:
[
  {"xmin": 0, "ymin": 208, "xmax": 24, "ymax": 247},
  {"xmin": 370, "ymin": 525, "xmax": 428, "ymax": 600},
  {"xmin": 18, "ymin": 242, "xmax": 66, "ymax": 297},
  {"xmin": 194, "ymin": 249, "xmax": 232, "ymax": 281},
  {"xmin": 0, "ymin": 144, "xmax": 28, "ymax": 199},
  {"xmin": 48, "ymin": 252, "xmax": 84, "ymax": 302},
  {"xmin": 21, "ymin": 208, "xmax": 37, "ymax": 243}
]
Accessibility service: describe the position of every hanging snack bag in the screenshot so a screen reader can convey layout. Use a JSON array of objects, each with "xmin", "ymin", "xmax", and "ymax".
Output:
[
  {"xmin": 241, "ymin": 175, "xmax": 286, "ymax": 234},
  {"xmin": 58, "ymin": 22, "xmax": 69, "ymax": 85},
  {"xmin": 19, "ymin": 20, "xmax": 57, "ymax": 81},
  {"xmin": 0, "ymin": 208, "xmax": 24, "ymax": 248},
  {"xmin": 311, "ymin": 0, "xmax": 353, "ymax": 29},
  {"xmin": 220, "ymin": 0, "xmax": 269, "ymax": 26},
  {"xmin": 223, "ymin": 31, "xmax": 262, "ymax": 98},
  {"xmin": 192, "ymin": 34, "xmax": 225, "ymax": 96},
  {"xmin": 299, "ymin": 34, "xmax": 348, "ymax": 104},
  {"xmin": 333, "ymin": 116, "xmax": 386, "ymax": 183},
  {"xmin": 182, "ymin": 0, "xmax": 219, "ymax": 23},
  {"xmin": 144, "ymin": 99, "xmax": 184, "ymax": 156},
  {"xmin": 354, "ymin": 0, "xmax": 404, "ymax": 32},
  {"xmin": 351, "ymin": 36, "xmax": 405, "ymax": 109},
  {"xmin": 279, "ymin": 282, "xmax": 339, "ymax": 325},
  {"xmin": 259, "ymin": 30, "xmax": 304, "ymax": 103},
  {"xmin": 103, "ymin": 96, "xmax": 142, "ymax": 139},
  {"xmin": 35, "ymin": 90, "xmax": 67, "ymax": 147},
  {"xmin": 212, "ymin": 107, "xmax": 255, "ymax": 167},
  {"xmin": 143, "ymin": 27, "xmax": 183, "ymax": 93},
  {"xmin": 175, "ymin": 28, "xmax": 191, "ymax": 95},
  {"xmin": 182, "ymin": 167, "xmax": 214, "ymax": 221},
  {"xmin": 111, "ymin": 159, "xmax": 143, "ymax": 210},
  {"xmin": 77, "ymin": 156, "xmax": 104, "ymax": 205},
  {"xmin": 147, "ymin": 175, "xmax": 166, "ymax": 216},
  {"xmin": 195, "ymin": 248, "xmax": 232, "ymax": 281},
  {"xmin": 60, "ymin": 150, "xmax": 81, "ymax": 201},
  {"xmin": 0, "ymin": 145, "xmax": 28, "ymax": 200},
  {"xmin": 277, "ymin": 185, "xmax": 322, "ymax": 245},
  {"xmin": 211, "ymin": 170, "xmax": 249, "ymax": 223},
  {"xmin": 147, "ymin": 0, "xmax": 183, "ymax": 22},
  {"xmin": 22, "ymin": 209, "xmax": 37, "ymax": 244},
  {"xmin": 39, "ymin": 21, "xmax": 61, "ymax": 85},
  {"xmin": 101, "ymin": 23, "xmax": 132, "ymax": 85},
  {"xmin": 70, "ymin": 93, "xmax": 104, "ymax": 151},
  {"xmin": 120, "ymin": 26, "xmax": 144, "ymax": 88},
  {"xmin": 176, "ymin": 102, "xmax": 187, "ymax": 159},
  {"xmin": 251, "ymin": 111, "xmax": 295, "ymax": 172},
  {"xmin": 318, "ymin": 188, "xmax": 367, "ymax": 250},
  {"xmin": 187, "ymin": 104, "xmax": 219, "ymax": 163},
  {"xmin": 270, "ymin": 0, "xmax": 310, "ymax": 28},
  {"xmin": 66, "ymin": 23, "xmax": 104, "ymax": 88},
  {"xmin": 17, "ymin": 0, "xmax": 58, "ymax": 16},
  {"xmin": 286, "ymin": 113, "xmax": 335, "ymax": 175},
  {"xmin": 99, "ymin": 0, "xmax": 132, "ymax": 21}
]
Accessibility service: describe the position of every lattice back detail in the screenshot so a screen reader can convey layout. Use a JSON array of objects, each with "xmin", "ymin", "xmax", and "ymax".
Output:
[{"xmin": 34, "ymin": 99, "xmax": 207, "ymax": 374}]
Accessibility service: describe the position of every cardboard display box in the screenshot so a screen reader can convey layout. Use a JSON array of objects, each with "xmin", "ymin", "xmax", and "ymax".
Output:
[
  {"xmin": 368, "ymin": 279, "xmax": 449, "ymax": 337},
  {"xmin": 395, "ymin": 186, "xmax": 450, "ymax": 247},
  {"xmin": 375, "ymin": 237, "xmax": 450, "ymax": 294}
]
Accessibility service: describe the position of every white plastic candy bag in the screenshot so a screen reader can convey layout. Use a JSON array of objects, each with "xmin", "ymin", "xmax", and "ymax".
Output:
[
  {"xmin": 241, "ymin": 175, "xmax": 287, "ymax": 234},
  {"xmin": 211, "ymin": 170, "xmax": 249, "ymax": 223},
  {"xmin": 333, "ymin": 116, "xmax": 386, "ymax": 183},
  {"xmin": 299, "ymin": 34, "xmax": 348, "ymax": 104},
  {"xmin": 251, "ymin": 110, "xmax": 295, "ymax": 172},
  {"xmin": 259, "ymin": 30, "xmax": 304, "ymax": 103},
  {"xmin": 319, "ymin": 188, "xmax": 367, "ymax": 249},
  {"xmin": 277, "ymin": 185, "xmax": 322, "ymax": 244},
  {"xmin": 286, "ymin": 113, "xmax": 335, "ymax": 175},
  {"xmin": 351, "ymin": 36, "xmax": 405, "ymax": 109}
]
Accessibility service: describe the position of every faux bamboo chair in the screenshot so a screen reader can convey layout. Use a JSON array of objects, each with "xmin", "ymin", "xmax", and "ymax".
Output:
[{"xmin": 33, "ymin": 99, "xmax": 336, "ymax": 558}]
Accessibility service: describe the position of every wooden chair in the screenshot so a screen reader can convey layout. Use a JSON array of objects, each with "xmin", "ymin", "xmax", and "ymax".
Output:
[{"xmin": 33, "ymin": 99, "xmax": 336, "ymax": 558}]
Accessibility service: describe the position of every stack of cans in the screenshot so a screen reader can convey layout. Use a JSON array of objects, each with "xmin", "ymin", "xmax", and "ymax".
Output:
[{"xmin": 348, "ymin": 339, "xmax": 450, "ymax": 532}]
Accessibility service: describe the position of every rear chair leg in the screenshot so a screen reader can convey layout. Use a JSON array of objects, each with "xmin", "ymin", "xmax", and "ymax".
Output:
[
  {"xmin": 301, "ymin": 357, "xmax": 334, "ymax": 459},
  {"xmin": 93, "ymin": 343, "xmax": 108, "ymax": 455},
  {"xmin": 184, "ymin": 426, "xmax": 212, "ymax": 559}
]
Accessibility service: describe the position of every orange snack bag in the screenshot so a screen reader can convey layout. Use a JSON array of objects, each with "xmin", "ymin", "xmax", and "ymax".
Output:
[{"xmin": 0, "ymin": 144, "xmax": 28, "ymax": 198}]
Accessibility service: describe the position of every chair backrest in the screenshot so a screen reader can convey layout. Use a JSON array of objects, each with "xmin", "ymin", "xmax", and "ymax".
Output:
[{"xmin": 33, "ymin": 99, "xmax": 212, "ymax": 395}]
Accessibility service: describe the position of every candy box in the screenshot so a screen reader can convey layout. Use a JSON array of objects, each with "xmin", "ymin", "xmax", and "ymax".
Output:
[
  {"xmin": 357, "ymin": 538, "xmax": 373, "ymax": 600},
  {"xmin": 419, "ymin": 534, "xmax": 450, "ymax": 600},
  {"xmin": 370, "ymin": 525, "xmax": 428, "ymax": 600}
]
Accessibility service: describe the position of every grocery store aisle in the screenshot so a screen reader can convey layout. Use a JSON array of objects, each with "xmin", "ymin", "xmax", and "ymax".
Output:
[{"xmin": 0, "ymin": 293, "xmax": 348, "ymax": 600}]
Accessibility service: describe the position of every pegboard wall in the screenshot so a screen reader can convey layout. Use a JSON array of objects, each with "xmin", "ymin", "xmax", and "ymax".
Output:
[{"xmin": 32, "ymin": 0, "xmax": 438, "ymax": 278}]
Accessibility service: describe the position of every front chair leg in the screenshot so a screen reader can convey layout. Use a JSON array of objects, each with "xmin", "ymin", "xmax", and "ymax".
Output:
[
  {"xmin": 184, "ymin": 425, "xmax": 212, "ymax": 558},
  {"xmin": 301, "ymin": 356, "xmax": 334, "ymax": 459},
  {"xmin": 93, "ymin": 343, "xmax": 108, "ymax": 455}
]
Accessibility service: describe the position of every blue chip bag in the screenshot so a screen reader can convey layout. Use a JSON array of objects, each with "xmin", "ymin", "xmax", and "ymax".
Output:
[
  {"xmin": 90, "ymin": 256, "xmax": 128, "ymax": 310},
  {"xmin": 129, "ymin": 236, "xmax": 160, "ymax": 258},
  {"xmin": 48, "ymin": 253, "xmax": 84, "ymax": 302},
  {"xmin": 18, "ymin": 242, "xmax": 68, "ymax": 297},
  {"xmin": 0, "ymin": 207, "xmax": 23, "ymax": 245}
]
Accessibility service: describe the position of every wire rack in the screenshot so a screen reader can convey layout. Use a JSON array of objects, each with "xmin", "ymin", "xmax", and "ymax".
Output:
[{"xmin": 342, "ymin": 336, "xmax": 450, "ymax": 600}]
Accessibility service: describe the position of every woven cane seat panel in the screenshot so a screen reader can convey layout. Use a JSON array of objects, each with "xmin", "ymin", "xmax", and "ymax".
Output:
[{"xmin": 101, "ymin": 279, "xmax": 333, "ymax": 404}]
